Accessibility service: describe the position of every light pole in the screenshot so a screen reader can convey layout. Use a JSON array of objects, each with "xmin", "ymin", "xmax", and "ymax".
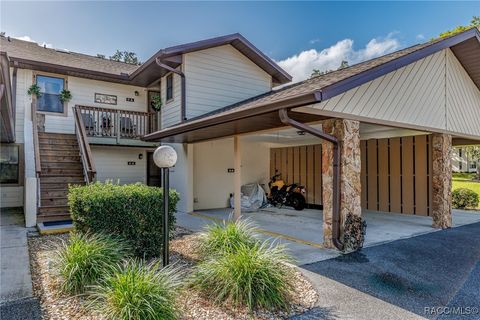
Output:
[{"xmin": 153, "ymin": 145, "xmax": 178, "ymax": 267}]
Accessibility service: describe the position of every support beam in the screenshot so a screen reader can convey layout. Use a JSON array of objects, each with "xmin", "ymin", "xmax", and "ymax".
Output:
[
  {"xmin": 233, "ymin": 135, "xmax": 241, "ymax": 220},
  {"xmin": 322, "ymin": 119, "xmax": 362, "ymax": 248},
  {"xmin": 432, "ymin": 133, "xmax": 452, "ymax": 228}
]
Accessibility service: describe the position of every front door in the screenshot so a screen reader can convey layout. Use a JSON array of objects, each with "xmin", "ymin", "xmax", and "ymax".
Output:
[{"xmin": 147, "ymin": 151, "xmax": 162, "ymax": 187}]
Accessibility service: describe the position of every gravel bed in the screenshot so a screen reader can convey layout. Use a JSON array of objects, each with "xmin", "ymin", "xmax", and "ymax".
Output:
[{"xmin": 28, "ymin": 227, "xmax": 318, "ymax": 320}]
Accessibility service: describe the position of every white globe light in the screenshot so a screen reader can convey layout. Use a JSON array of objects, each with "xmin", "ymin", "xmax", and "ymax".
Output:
[{"xmin": 153, "ymin": 146, "xmax": 177, "ymax": 168}]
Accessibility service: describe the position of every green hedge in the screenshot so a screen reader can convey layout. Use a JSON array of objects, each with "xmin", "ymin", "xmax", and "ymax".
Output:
[
  {"xmin": 68, "ymin": 182, "xmax": 179, "ymax": 258},
  {"xmin": 452, "ymin": 188, "xmax": 479, "ymax": 209}
]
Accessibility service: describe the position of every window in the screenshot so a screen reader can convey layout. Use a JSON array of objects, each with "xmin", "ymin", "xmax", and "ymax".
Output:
[
  {"xmin": 0, "ymin": 145, "xmax": 19, "ymax": 184},
  {"xmin": 471, "ymin": 162, "xmax": 477, "ymax": 169},
  {"xmin": 166, "ymin": 74, "xmax": 173, "ymax": 101},
  {"xmin": 36, "ymin": 75, "xmax": 65, "ymax": 113},
  {"xmin": 459, "ymin": 148, "xmax": 463, "ymax": 157}
]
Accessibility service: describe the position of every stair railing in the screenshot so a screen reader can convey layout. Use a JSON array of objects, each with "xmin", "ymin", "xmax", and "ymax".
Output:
[
  {"xmin": 31, "ymin": 102, "xmax": 42, "ymax": 208},
  {"xmin": 73, "ymin": 105, "xmax": 96, "ymax": 183}
]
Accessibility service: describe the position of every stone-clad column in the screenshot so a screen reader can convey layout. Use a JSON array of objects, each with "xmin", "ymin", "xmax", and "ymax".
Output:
[
  {"xmin": 322, "ymin": 119, "xmax": 362, "ymax": 248},
  {"xmin": 431, "ymin": 133, "xmax": 452, "ymax": 229}
]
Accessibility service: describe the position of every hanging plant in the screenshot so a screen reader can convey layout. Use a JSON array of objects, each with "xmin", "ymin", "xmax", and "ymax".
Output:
[
  {"xmin": 27, "ymin": 84, "xmax": 41, "ymax": 98},
  {"xmin": 60, "ymin": 89, "xmax": 72, "ymax": 103},
  {"xmin": 151, "ymin": 95, "xmax": 162, "ymax": 111}
]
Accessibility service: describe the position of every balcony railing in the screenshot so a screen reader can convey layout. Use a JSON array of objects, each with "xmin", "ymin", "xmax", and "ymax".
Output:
[{"xmin": 75, "ymin": 105, "xmax": 159, "ymax": 142}]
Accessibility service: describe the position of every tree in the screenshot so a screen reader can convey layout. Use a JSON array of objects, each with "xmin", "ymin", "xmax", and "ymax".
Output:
[
  {"xmin": 109, "ymin": 50, "xmax": 141, "ymax": 65},
  {"xmin": 310, "ymin": 60, "xmax": 350, "ymax": 79},
  {"xmin": 464, "ymin": 146, "xmax": 480, "ymax": 179},
  {"xmin": 439, "ymin": 16, "xmax": 480, "ymax": 38}
]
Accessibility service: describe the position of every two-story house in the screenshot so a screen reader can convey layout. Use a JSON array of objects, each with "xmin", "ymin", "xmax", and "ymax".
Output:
[{"xmin": 0, "ymin": 33, "xmax": 291, "ymax": 227}]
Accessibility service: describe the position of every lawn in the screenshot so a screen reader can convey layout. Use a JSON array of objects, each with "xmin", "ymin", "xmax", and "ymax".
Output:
[{"xmin": 452, "ymin": 173, "xmax": 480, "ymax": 209}]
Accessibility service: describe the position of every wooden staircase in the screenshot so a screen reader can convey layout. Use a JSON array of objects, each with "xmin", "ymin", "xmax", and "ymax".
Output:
[{"xmin": 37, "ymin": 132, "xmax": 86, "ymax": 222}]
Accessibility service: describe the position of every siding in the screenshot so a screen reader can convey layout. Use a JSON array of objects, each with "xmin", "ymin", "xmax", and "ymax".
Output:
[
  {"xmin": 446, "ymin": 49, "xmax": 480, "ymax": 137},
  {"xmin": 91, "ymin": 146, "xmax": 147, "ymax": 184},
  {"xmin": 161, "ymin": 69, "xmax": 182, "ymax": 128},
  {"xmin": 184, "ymin": 45, "xmax": 272, "ymax": 120},
  {"xmin": 42, "ymin": 76, "xmax": 148, "ymax": 134},
  {"xmin": 311, "ymin": 50, "xmax": 447, "ymax": 131}
]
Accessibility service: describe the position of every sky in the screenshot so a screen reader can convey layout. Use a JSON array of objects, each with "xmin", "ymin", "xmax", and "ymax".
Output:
[{"xmin": 1, "ymin": 1, "xmax": 478, "ymax": 82}]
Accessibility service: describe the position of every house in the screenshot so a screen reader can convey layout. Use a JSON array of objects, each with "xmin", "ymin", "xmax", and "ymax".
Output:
[
  {"xmin": 1, "ymin": 29, "xmax": 479, "ymax": 250},
  {"xmin": 452, "ymin": 146, "xmax": 478, "ymax": 172}
]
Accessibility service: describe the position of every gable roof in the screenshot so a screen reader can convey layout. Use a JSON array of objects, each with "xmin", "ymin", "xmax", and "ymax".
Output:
[
  {"xmin": 144, "ymin": 27, "xmax": 480, "ymax": 143},
  {"xmin": 0, "ymin": 33, "xmax": 291, "ymax": 86}
]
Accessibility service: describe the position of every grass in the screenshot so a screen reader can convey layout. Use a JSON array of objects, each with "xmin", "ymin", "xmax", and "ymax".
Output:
[
  {"xmin": 192, "ymin": 219, "xmax": 294, "ymax": 312},
  {"xmin": 452, "ymin": 173, "xmax": 480, "ymax": 209},
  {"xmin": 197, "ymin": 218, "xmax": 258, "ymax": 258},
  {"xmin": 89, "ymin": 260, "xmax": 182, "ymax": 320},
  {"xmin": 55, "ymin": 232, "xmax": 131, "ymax": 294}
]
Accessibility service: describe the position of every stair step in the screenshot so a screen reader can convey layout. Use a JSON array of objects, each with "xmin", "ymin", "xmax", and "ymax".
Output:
[
  {"xmin": 38, "ymin": 133, "xmax": 76, "ymax": 140},
  {"xmin": 39, "ymin": 138, "xmax": 78, "ymax": 145},
  {"xmin": 40, "ymin": 150, "xmax": 80, "ymax": 156},
  {"xmin": 41, "ymin": 176, "xmax": 84, "ymax": 183},
  {"xmin": 37, "ymin": 214, "xmax": 72, "ymax": 223},
  {"xmin": 41, "ymin": 197, "xmax": 68, "ymax": 206},
  {"xmin": 41, "ymin": 189, "xmax": 69, "ymax": 198},
  {"xmin": 41, "ymin": 155, "xmax": 81, "ymax": 162},
  {"xmin": 38, "ymin": 205, "xmax": 70, "ymax": 214},
  {"xmin": 41, "ymin": 168, "xmax": 83, "ymax": 175},
  {"xmin": 40, "ymin": 144, "xmax": 80, "ymax": 151},
  {"xmin": 40, "ymin": 162, "xmax": 83, "ymax": 169},
  {"xmin": 41, "ymin": 182, "xmax": 85, "ymax": 190}
]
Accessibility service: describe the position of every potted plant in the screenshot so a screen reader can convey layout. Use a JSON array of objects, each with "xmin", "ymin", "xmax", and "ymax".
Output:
[
  {"xmin": 27, "ymin": 84, "xmax": 41, "ymax": 98},
  {"xmin": 151, "ymin": 95, "xmax": 162, "ymax": 111},
  {"xmin": 60, "ymin": 89, "xmax": 72, "ymax": 103}
]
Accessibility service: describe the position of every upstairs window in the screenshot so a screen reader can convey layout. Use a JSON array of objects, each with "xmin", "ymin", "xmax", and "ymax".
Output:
[
  {"xmin": 36, "ymin": 75, "xmax": 65, "ymax": 114},
  {"xmin": 0, "ymin": 145, "xmax": 19, "ymax": 184},
  {"xmin": 166, "ymin": 74, "xmax": 173, "ymax": 101}
]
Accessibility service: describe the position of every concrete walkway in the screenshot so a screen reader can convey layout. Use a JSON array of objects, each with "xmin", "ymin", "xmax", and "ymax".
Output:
[{"xmin": 0, "ymin": 208, "xmax": 41, "ymax": 319}]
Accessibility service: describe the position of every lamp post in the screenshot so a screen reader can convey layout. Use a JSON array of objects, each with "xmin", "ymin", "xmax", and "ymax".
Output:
[{"xmin": 153, "ymin": 145, "xmax": 178, "ymax": 267}]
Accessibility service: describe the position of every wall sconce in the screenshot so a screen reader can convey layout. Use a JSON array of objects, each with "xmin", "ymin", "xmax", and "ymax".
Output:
[
  {"xmin": 134, "ymin": 91, "xmax": 139, "ymax": 96},
  {"xmin": 138, "ymin": 153, "xmax": 143, "ymax": 160}
]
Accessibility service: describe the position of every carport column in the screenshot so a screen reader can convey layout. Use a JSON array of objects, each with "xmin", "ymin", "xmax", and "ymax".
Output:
[
  {"xmin": 431, "ymin": 133, "xmax": 452, "ymax": 228},
  {"xmin": 321, "ymin": 119, "xmax": 362, "ymax": 248},
  {"xmin": 233, "ymin": 135, "xmax": 241, "ymax": 220}
]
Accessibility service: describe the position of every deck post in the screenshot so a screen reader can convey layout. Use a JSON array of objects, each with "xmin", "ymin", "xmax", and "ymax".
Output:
[{"xmin": 233, "ymin": 135, "xmax": 241, "ymax": 220}]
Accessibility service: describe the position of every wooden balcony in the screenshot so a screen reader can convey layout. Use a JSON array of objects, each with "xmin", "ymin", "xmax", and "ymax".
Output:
[{"xmin": 75, "ymin": 105, "xmax": 160, "ymax": 147}]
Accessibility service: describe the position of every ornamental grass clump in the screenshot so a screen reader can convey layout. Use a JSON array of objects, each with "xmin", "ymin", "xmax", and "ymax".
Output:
[
  {"xmin": 89, "ymin": 260, "xmax": 182, "ymax": 320},
  {"xmin": 191, "ymin": 240, "xmax": 294, "ymax": 312},
  {"xmin": 197, "ymin": 218, "xmax": 258, "ymax": 258},
  {"xmin": 56, "ymin": 232, "xmax": 131, "ymax": 294}
]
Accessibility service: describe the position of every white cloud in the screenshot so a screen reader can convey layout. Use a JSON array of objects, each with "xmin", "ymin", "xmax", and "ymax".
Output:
[
  {"xmin": 13, "ymin": 35, "xmax": 53, "ymax": 48},
  {"xmin": 309, "ymin": 38, "xmax": 320, "ymax": 45},
  {"xmin": 276, "ymin": 33, "xmax": 401, "ymax": 83},
  {"xmin": 416, "ymin": 34, "xmax": 425, "ymax": 41}
]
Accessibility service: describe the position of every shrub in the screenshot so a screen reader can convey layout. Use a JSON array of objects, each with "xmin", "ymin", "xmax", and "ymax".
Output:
[
  {"xmin": 56, "ymin": 232, "xmax": 131, "ymax": 294},
  {"xmin": 198, "ymin": 218, "xmax": 257, "ymax": 258},
  {"xmin": 89, "ymin": 260, "xmax": 182, "ymax": 320},
  {"xmin": 191, "ymin": 241, "xmax": 293, "ymax": 311},
  {"xmin": 69, "ymin": 182, "xmax": 179, "ymax": 258},
  {"xmin": 452, "ymin": 188, "xmax": 479, "ymax": 209}
]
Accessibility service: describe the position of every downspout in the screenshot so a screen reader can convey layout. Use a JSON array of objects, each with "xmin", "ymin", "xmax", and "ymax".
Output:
[
  {"xmin": 279, "ymin": 108, "xmax": 344, "ymax": 251},
  {"xmin": 12, "ymin": 61, "xmax": 18, "ymax": 132},
  {"xmin": 155, "ymin": 56, "xmax": 186, "ymax": 122}
]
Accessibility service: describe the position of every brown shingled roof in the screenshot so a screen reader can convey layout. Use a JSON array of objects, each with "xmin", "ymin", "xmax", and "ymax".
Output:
[
  {"xmin": 144, "ymin": 27, "xmax": 480, "ymax": 143},
  {"xmin": 0, "ymin": 35, "xmax": 138, "ymax": 76}
]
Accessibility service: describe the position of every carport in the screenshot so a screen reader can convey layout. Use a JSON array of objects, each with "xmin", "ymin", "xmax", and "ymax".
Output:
[{"xmin": 145, "ymin": 28, "xmax": 480, "ymax": 251}]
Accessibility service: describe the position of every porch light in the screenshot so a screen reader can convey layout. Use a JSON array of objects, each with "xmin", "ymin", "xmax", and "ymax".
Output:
[{"xmin": 153, "ymin": 145, "xmax": 178, "ymax": 267}]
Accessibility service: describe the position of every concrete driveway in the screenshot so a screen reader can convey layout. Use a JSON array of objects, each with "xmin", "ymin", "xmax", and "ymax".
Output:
[
  {"xmin": 299, "ymin": 222, "xmax": 480, "ymax": 320},
  {"xmin": 177, "ymin": 208, "xmax": 480, "ymax": 265}
]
